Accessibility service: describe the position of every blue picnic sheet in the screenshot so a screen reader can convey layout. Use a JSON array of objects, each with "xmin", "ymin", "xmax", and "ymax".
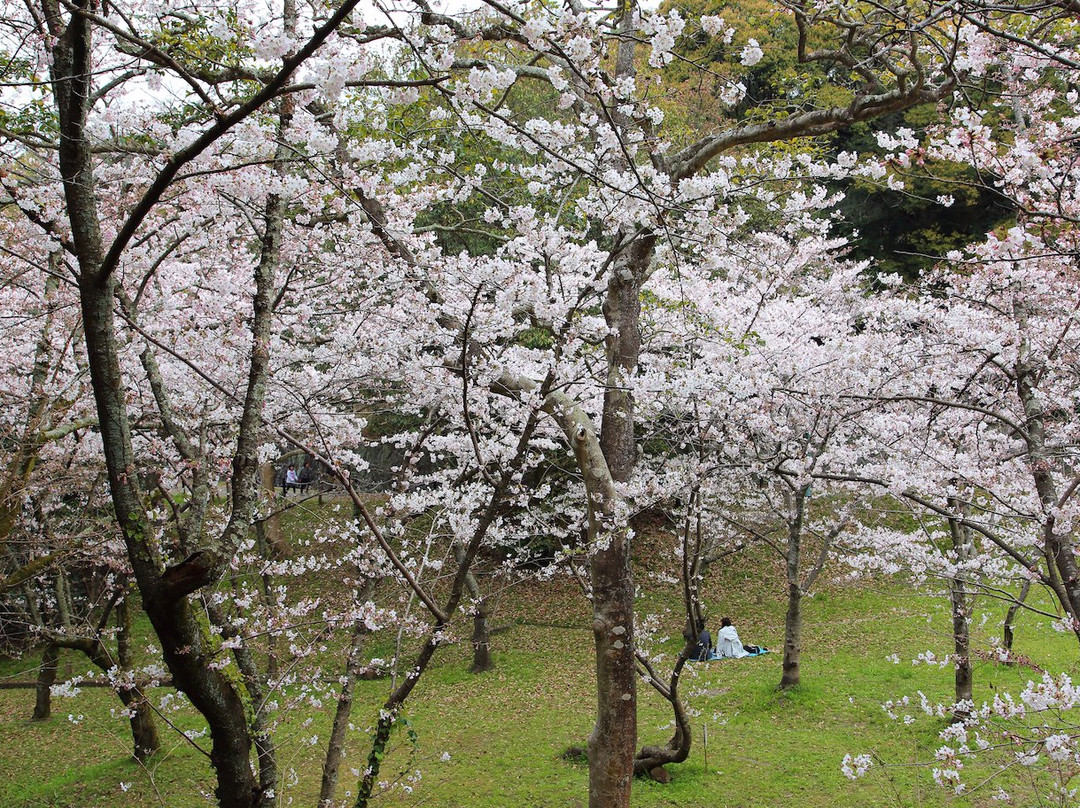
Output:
[{"xmin": 697, "ymin": 648, "xmax": 769, "ymax": 661}]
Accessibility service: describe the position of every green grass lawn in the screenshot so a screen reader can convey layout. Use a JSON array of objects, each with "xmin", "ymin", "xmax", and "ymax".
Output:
[{"xmin": 2, "ymin": 507, "xmax": 1078, "ymax": 808}]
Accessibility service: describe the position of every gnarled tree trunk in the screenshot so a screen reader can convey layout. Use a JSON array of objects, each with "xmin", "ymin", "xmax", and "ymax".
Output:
[{"xmin": 633, "ymin": 648, "xmax": 692, "ymax": 781}]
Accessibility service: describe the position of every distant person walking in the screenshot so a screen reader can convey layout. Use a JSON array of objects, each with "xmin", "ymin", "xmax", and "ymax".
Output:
[
  {"xmin": 283, "ymin": 465, "xmax": 299, "ymax": 495},
  {"xmin": 299, "ymin": 460, "xmax": 314, "ymax": 493}
]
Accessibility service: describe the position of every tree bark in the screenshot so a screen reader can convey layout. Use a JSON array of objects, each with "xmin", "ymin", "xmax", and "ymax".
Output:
[
  {"xmin": 780, "ymin": 580, "xmax": 803, "ymax": 690},
  {"xmin": 1003, "ymin": 579, "xmax": 1031, "ymax": 653},
  {"xmin": 451, "ymin": 540, "xmax": 492, "ymax": 673},
  {"xmin": 47, "ymin": 626, "xmax": 162, "ymax": 762},
  {"xmin": 587, "ymin": 231, "xmax": 655, "ymax": 808},
  {"xmin": 32, "ymin": 643, "xmax": 59, "ymax": 721},
  {"xmin": 947, "ymin": 500, "xmax": 975, "ymax": 716},
  {"xmin": 1014, "ymin": 305, "xmax": 1080, "ymax": 639},
  {"xmin": 79, "ymin": 261, "xmax": 260, "ymax": 804},
  {"xmin": 469, "ymin": 598, "xmax": 493, "ymax": 674},
  {"xmin": 355, "ymin": 637, "xmax": 440, "ymax": 808},
  {"xmin": 117, "ymin": 595, "xmax": 160, "ymax": 760},
  {"xmin": 780, "ymin": 486, "xmax": 808, "ymax": 690},
  {"xmin": 258, "ymin": 463, "xmax": 288, "ymax": 558},
  {"xmin": 43, "ymin": 0, "xmax": 365, "ymax": 803}
]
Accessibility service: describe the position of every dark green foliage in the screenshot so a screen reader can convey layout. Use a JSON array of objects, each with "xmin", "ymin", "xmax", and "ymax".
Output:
[{"xmin": 833, "ymin": 110, "xmax": 1016, "ymax": 280}]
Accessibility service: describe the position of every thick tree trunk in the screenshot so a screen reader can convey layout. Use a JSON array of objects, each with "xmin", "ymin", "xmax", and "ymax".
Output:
[
  {"xmin": 45, "ymin": 0, "xmax": 384, "ymax": 802},
  {"xmin": 81, "ymin": 275, "xmax": 260, "ymax": 805},
  {"xmin": 88, "ymin": 282, "xmax": 258, "ymax": 800},
  {"xmin": 587, "ymin": 233, "xmax": 654, "ymax": 808},
  {"xmin": 587, "ymin": 528, "xmax": 636, "ymax": 806},
  {"xmin": 52, "ymin": 8, "xmax": 260, "ymax": 803},
  {"xmin": 32, "ymin": 643, "xmax": 59, "ymax": 721},
  {"xmin": 154, "ymin": 605, "xmax": 260, "ymax": 807}
]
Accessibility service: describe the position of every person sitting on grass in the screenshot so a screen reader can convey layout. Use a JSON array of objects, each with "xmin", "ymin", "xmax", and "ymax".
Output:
[
  {"xmin": 693, "ymin": 626, "xmax": 713, "ymax": 661},
  {"xmin": 715, "ymin": 616, "xmax": 766, "ymax": 658}
]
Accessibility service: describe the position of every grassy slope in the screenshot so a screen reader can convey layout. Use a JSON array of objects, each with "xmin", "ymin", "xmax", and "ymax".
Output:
[{"xmin": 1, "ymin": 506, "xmax": 1077, "ymax": 808}]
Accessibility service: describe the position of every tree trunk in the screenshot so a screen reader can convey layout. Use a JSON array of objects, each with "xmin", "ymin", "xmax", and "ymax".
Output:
[
  {"xmin": 470, "ymin": 599, "xmax": 492, "ymax": 673},
  {"xmin": 350, "ymin": 412, "xmax": 543, "ymax": 808},
  {"xmin": 681, "ymin": 486, "xmax": 707, "ymax": 643},
  {"xmin": 51, "ymin": 8, "xmax": 260, "ymax": 802},
  {"xmin": 587, "ymin": 233, "xmax": 654, "ymax": 808},
  {"xmin": 154, "ymin": 605, "xmax": 260, "ymax": 807},
  {"xmin": 32, "ymin": 643, "xmax": 59, "ymax": 721},
  {"xmin": 780, "ymin": 486, "xmax": 807, "ymax": 690},
  {"xmin": 1014, "ymin": 313, "xmax": 1080, "ymax": 639},
  {"xmin": 950, "ymin": 598, "xmax": 973, "ymax": 715},
  {"xmin": 1003, "ymin": 579, "xmax": 1031, "ymax": 653},
  {"xmin": 355, "ymin": 638, "xmax": 440, "ymax": 808},
  {"xmin": 79, "ymin": 271, "xmax": 261, "ymax": 805},
  {"xmin": 451, "ymin": 540, "xmax": 492, "ymax": 673},
  {"xmin": 46, "ymin": 625, "xmax": 163, "ymax": 763},
  {"xmin": 780, "ymin": 581, "xmax": 802, "ymax": 690},
  {"xmin": 633, "ymin": 649, "xmax": 692, "ymax": 777},
  {"xmin": 259, "ymin": 463, "xmax": 288, "ymax": 559},
  {"xmin": 319, "ymin": 619, "xmax": 369, "ymax": 808},
  {"xmin": 947, "ymin": 501, "xmax": 974, "ymax": 716},
  {"xmin": 117, "ymin": 595, "xmax": 160, "ymax": 761},
  {"xmin": 232, "ymin": 641, "xmax": 277, "ymax": 807}
]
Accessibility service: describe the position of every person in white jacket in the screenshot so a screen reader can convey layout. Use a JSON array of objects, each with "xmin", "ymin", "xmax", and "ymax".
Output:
[{"xmin": 715, "ymin": 617, "xmax": 750, "ymax": 659}]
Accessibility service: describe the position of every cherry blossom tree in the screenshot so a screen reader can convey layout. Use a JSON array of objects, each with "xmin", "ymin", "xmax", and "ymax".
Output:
[
  {"xmin": 838, "ymin": 14, "xmax": 1080, "ymax": 795},
  {"xmin": 0, "ymin": 240, "xmax": 166, "ymax": 755},
  {"xmin": 860, "ymin": 5, "xmax": 1080, "ymax": 638},
  {"xmin": 0, "ymin": 0, "xmax": 429, "ymax": 804},
  {"xmin": 1, "ymin": 0, "xmax": 1053, "ymax": 806},
  {"xmin": 393, "ymin": 1, "xmax": 972, "ymax": 801}
]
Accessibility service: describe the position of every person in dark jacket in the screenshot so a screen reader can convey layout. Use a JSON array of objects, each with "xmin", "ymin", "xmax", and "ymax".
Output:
[
  {"xmin": 693, "ymin": 627, "xmax": 713, "ymax": 661},
  {"xmin": 298, "ymin": 460, "xmax": 314, "ymax": 493}
]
